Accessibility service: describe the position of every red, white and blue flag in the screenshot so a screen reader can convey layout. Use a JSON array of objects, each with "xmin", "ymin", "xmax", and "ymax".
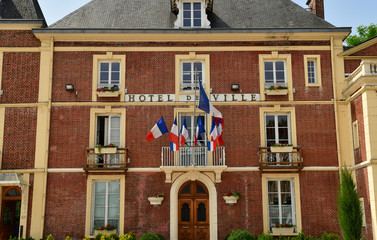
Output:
[
  {"xmin": 195, "ymin": 117, "xmax": 205, "ymax": 146},
  {"xmin": 180, "ymin": 117, "xmax": 189, "ymax": 146},
  {"xmin": 145, "ymin": 116, "xmax": 168, "ymax": 143},
  {"xmin": 168, "ymin": 117, "xmax": 179, "ymax": 151},
  {"xmin": 208, "ymin": 141, "xmax": 216, "ymax": 151},
  {"xmin": 198, "ymin": 79, "xmax": 223, "ymax": 121},
  {"xmin": 210, "ymin": 117, "xmax": 219, "ymax": 146}
]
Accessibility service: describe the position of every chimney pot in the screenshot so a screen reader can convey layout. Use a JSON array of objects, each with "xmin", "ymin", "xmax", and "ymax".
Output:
[{"xmin": 306, "ymin": 0, "xmax": 325, "ymax": 19}]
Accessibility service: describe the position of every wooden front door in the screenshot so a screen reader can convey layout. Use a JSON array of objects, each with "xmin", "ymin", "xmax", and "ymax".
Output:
[
  {"xmin": 0, "ymin": 187, "xmax": 21, "ymax": 240},
  {"xmin": 178, "ymin": 181, "xmax": 209, "ymax": 240}
]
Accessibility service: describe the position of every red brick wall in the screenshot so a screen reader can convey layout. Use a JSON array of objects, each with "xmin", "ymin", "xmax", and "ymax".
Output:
[
  {"xmin": 51, "ymin": 50, "xmax": 333, "ymax": 102},
  {"xmin": 300, "ymin": 171, "xmax": 340, "ymax": 236},
  {"xmin": 1, "ymin": 52, "xmax": 40, "ymax": 103},
  {"xmin": 356, "ymin": 168, "xmax": 373, "ymax": 240},
  {"xmin": 48, "ymin": 106, "xmax": 91, "ymax": 168},
  {"xmin": 0, "ymin": 30, "xmax": 41, "ymax": 47},
  {"xmin": 344, "ymin": 59, "xmax": 361, "ymax": 74},
  {"xmin": 296, "ymin": 104, "xmax": 338, "ymax": 166},
  {"xmin": 351, "ymin": 95, "xmax": 367, "ymax": 164},
  {"xmin": 44, "ymin": 173, "xmax": 87, "ymax": 239},
  {"xmin": 2, "ymin": 107, "xmax": 37, "ymax": 169},
  {"xmin": 351, "ymin": 44, "xmax": 377, "ymax": 56}
]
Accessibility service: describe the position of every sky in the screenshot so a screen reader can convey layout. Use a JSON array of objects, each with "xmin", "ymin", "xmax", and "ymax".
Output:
[{"xmin": 38, "ymin": 0, "xmax": 377, "ymax": 35}]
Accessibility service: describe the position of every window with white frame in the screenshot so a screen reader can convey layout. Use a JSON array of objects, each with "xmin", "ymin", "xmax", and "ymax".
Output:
[
  {"xmin": 183, "ymin": 2, "xmax": 202, "ymax": 27},
  {"xmin": 353, "ymin": 120, "xmax": 360, "ymax": 149},
  {"xmin": 264, "ymin": 61, "xmax": 287, "ymax": 89},
  {"xmin": 92, "ymin": 180, "xmax": 120, "ymax": 233},
  {"xmin": 96, "ymin": 115, "xmax": 121, "ymax": 147},
  {"xmin": 267, "ymin": 179, "xmax": 296, "ymax": 230},
  {"xmin": 265, "ymin": 113, "xmax": 291, "ymax": 147},
  {"xmin": 98, "ymin": 61, "xmax": 121, "ymax": 89},
  {"xmin": 307, "ymin": 60, "xmax": 316, "ymax": 84},
  {"xmin": 179, "ymin": 113, "xmax": 207, "ymax": 166},
  {"xmin": 181, "ymin": 61, "xmax": 204, "ymax": 91}
]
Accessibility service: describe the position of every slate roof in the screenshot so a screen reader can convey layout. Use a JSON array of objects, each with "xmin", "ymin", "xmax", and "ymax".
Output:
[
  {"xmin": 50, "ymin": 0, "xmax": 336, "ymax": 29},
  {"xmin": 0, "ymin": 0, "xmax": 45, "ymax": 22}
]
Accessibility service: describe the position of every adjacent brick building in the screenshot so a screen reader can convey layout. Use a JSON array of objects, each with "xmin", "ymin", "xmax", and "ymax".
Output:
[{"xmin": 0, "ymin": 0, "xmax": 376, "ymax": 240}]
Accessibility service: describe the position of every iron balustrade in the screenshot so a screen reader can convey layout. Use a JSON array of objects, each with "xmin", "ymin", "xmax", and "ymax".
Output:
[
  {"xmin": 161, "ymin": 146, "xmax": 225, "ymax": 167},
  {"xmin": 259, "ymin": 147, "xmax": 303, "ymax": 171},
  {"xmin": 86, "ymin": 148, "xmax": 127, "ymax": 169}
]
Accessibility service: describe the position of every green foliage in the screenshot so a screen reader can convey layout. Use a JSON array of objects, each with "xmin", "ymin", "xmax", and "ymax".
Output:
[
  {"xmin": 83, "ymin": 238, "xmax": 91, "ymax": 240},
  {"xmin": 140, "ymin": 233, "xmax": 160, "ymax": 240},
  {"xmin": 257, "ymin": 233, "xmax": 274, "ymax": 240},
  {"xmin": 337, "ymin": 167, "xmax": 363, "ymax": 240},
  {"xmin": 227, "ymin": 230, "xmax": 257, "ymax": 240},
  {"xmin": 120, "ymin": 232, "xmax": 138, "ymax": 240},
  {"xmin": 95, "ymin": 234, "xmax": 103, "ymax": 240},
  {"xmin": 345, "ymin": 23, "xmax": 377, "ymax": 46},
  {"xmin": 65, "ymin": 237, "xmax": 72, "ymax": 240},
  {"xmin": 110, "ymin": 233, "xmax": 120, "ymax": 240},
  {"xmin": 46, "ymin": 235, "xmax": 54, "ymax": 240},
  {"xmin": 155, "ymin": 234, "xmax": 165, "ymax": 240},
  {"xmin": 319, "ymin": 232, "xmax": 341, "ymax": 240}
]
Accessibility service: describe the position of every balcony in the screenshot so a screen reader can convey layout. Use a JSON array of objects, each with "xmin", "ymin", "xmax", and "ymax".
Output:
[
  {"xmin": 343, "ymin": 60, "xmax": 377, "ymax": 96},
  {"xmin": 85, "ymin": 148, "xmax": 128, "ymax": 171},
  {"xmin": 259, "ymin": 147, "xmax": 303, "ymax": 171},
  {"xmin": 161, "ymin": 146, "xmax": 226, "ymax": 183}
]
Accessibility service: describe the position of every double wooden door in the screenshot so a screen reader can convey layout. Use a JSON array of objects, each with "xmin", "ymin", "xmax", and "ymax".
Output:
[
  {"xmin": 0, "ymin": 187, "xmax": 21, "ymax": 240},
  {"xmin": 178, "ymin": 181, "xmax": 209, "ymax": 240}
]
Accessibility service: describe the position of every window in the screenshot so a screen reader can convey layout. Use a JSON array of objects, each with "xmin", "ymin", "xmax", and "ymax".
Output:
[
  {"xmin": 304, "ymin": 55, "xmax": 322, "ymax": 87},
  {"xmin": 264, "ymin": 61, "xmax": 286, "ymax": 89},
  {"xmin": 92, "ymin": 53, "xmax": 126, "ymax": 101},
  {"xmin": 265, "ymin": 113, "xmax": 291, "ymax": 147},
  {"xmin": 174, "ymin": 1, "xmax": 210, "ymax": 28},
  {"xmin": 181, "ymin": 61, "xmax": 203, "ymax": 91},
  {"xmin": 175, "ymin": 53, "xmax": 210, "ymax": 94},
  {"xmin": 179, "ymin": 113, "xmax": 207, "ymax": 166},
  {"xmin": 267, "ymin": 179, "xmax": 296, "ymax": 231},
  {"xmin": 92, "ymin": 180, "xmax": 120, "ymax": 233},
  {"xmin": 360, "ymin": 198, "xmax": 366, "ymax": 226},
  {"xmin": 99, "ymin": 61, "xmax": 120, "ymax": 88},
  {"xmin": 183, "ymin": 2, "xmax": 202, "ymax": 27},
  {"xmin": 96, "ymin": 115, "xmax": 121, "ymax": 147}
]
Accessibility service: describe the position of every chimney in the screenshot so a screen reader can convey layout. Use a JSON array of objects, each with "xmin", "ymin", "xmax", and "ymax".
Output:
[{"xmin": 306, "ymin": 0, "xmax": 325, "ymax": 19}]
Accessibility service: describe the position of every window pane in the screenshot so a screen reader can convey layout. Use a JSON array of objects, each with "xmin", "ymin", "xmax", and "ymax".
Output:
[
  {"xmin": 94, "ymin": 220, "xmax": 105, "ymax": 228},
  {"xmin": 183, "ymin": 3, "xmax": 191, "ymax": 10},
  {"xmin": 268, "ymin": 193, "xmax": 279, "ymax": 205},
  {"xmin": 266, "ymin": 128, "xmax": 275, "ymax": 141},
  {"xmin": 109, "ymin": 181, "xmax": 120, "ymax": 193},
  {"xmin": 265, "ymin": 72, "xmax": 274, "ymax": 82},
  {"xmin": 183, "ymin": 19, "xmax": 191, "ymax": 27},
  {"xmin": 100, "ymin": 63, "xmax": 109, "ymax": 71},
  {"xmin": 278, "ymin": 116, "xmax": 287, "ymax": 127},
  {"xmin": 280, "ymin": 181, "xmax": 291, "ymax": 192},
  {"xmin": 112, "ymin": 62, "xmax": 120, "ymax": 71},
  {"xmin": 95, "ymin": 195, "xmax": 106, "ymax": 206},
  {"xmin": 100, "ymin": 72, "xmax": 109, "ymax": 81},
  {"xmin": 193, "ymin": 3, "xmax": 201, "ymax": 10},
  {"xmin": 266, "ymin": 116, "xmax": 275, "ymax": 127},
  {"xmin": 193, "ymin": 19, "xmax": 201, "ymax": 27},
  {"xmin": 111, "ymin": 72, "xmax": 120, "ymax": 82},
  {"xmin": 281, "ymin": 193, "xmax": 291, "ymax": 205},
  {"xmin": 181, "ymin": 183, "xmax": 191, "ymax": 194},
  {"xmin": 94, "ymin": 207, "xmax": 105, "ymax": 218},
  {"xmin": 193, "ymin": 62, "xmax": 202, "ymax": 71},
  {"xmin": 193, "ymin": 11, "xmax": 201, "ymax": 18},
  {"xmin": 276, "ymin": 71, "xmax": 285, "ymax": 81},
  {"xmin": 108, "ymin": 207, "xmax": 119, "ymax": 218},
  {"xmin": 181, "ymin": 203, "xmax": 190, "ymax": 222},
  {"xmin": 183, "ymin": 11, "xmax": 191, "ymax": 19},
  {"xmin": 111, "ymin": 117, "xmax": 121, "ymax": 129},
  {"xmin": 95, "ymin": 182, "xmax": 106, "ymax": 193},
  {"xmin": 275, "ymin": 61, "xmax": 285, "ymax": 70},
  {"xmin": 264, "ymin": 62, "xmax": 273, "ymax": 70},
  {"xmin": 183, "ymin": 62, "xmax": 192, "ymax": 71},
  {"xmin": 278, "ymin": 128, "xmax": 288, "ymax": 141},
  {"xmin": 268, "ymin": 181, "xmax": 278, "ymax": 192},
  {"xmin": 197, "ymin": 203, "xmax": 206, "ymax": 222}
]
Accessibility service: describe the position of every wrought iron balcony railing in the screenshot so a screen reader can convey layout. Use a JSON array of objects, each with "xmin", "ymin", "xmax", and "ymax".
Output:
[
  {"xmin": 85, "ymin": 148, "xmax": 127, "ymax": 170},
  {"xmin": 259, "ymin": 147, "xmax": 303, "ymax": 171},
  {"xmin": 161, "ymin": 146, "xmax": 225, "ymax": 167}
]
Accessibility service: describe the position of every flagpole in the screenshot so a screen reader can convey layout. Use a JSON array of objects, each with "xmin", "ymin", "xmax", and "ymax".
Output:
[{"xmin": 191, "ymin": 67, "xmax": 198, "ymax": 166}]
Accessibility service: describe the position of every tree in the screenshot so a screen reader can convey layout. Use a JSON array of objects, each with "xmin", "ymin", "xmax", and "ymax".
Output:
[
  {"xmin": 345, "ymin": 23, "xmax": 377, "ymax": 46},
  {"xmin": 337, "ymin": 167, "xmax": 363, "ymax": 240}
]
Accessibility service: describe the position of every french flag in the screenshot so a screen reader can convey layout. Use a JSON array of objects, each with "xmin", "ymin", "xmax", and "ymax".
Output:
[
  {"xmin": 180, "ymin": 117, "xmax": 189, "ymax": 146},
  {"xmin": 217, "ymin": 118, "xmax": 224, "ymax": 145},
  {"xmin": 208, "ymin": 141, "xmax": 216, "ymax": 151},
  {"xmin": 145, "ymin": 116, "xmax": 168, "ymax": 143},
  {"xmin": 195, "ymin": 117, "xmax": 205, "ymax": 146},
  {"xmin": 168, "ymin": 117, "xmax": 179, "ymax": 151},
  {"xmin": 198, "ymin": 79, "xmax": 223, "ymax": 120},
  {"xmin": 210, "ymin": 117, "xmax": 219, "ymax": 146}
]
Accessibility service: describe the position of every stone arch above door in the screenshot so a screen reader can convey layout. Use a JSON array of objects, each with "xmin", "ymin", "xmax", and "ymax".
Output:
[{"xmin": 170, "ymin": 171, "xmax": 218, "ymax": 240}]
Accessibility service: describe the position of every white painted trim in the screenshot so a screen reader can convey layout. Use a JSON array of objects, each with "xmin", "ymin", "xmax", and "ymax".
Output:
[
  {"xmin": 170, "ymin": 172, "xmax": 218, "ymax": 240},
  {"xmin": 48, "ymin": 168, "xmax": 85, "ymax": 173},
  {"xmin": 301, "ymin": 166, "xmax": 339, "ymax": 171},
  {"xmin": 225, "ymin": 167, "xmax": 260, "ymax": 172}
]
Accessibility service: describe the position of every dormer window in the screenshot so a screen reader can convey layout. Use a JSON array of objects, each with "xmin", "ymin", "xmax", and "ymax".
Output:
[
  {"xmin": 174, "ymin": 0, "xmax": 211, "ymax": 28},
  {"xmin": 183, "ymin": 2, "xmax": 202, "ymax": 27}
]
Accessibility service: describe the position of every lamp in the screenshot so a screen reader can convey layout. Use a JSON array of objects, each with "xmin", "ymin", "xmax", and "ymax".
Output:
[
  {"xmin": 65, "ymin": 84, "xmax": 75, "ymax": 92},
  {"xmin": 231, "ymin": 84, "xmax": 240, "ymax": 91}
]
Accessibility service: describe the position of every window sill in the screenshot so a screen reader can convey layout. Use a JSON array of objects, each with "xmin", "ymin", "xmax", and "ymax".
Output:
[
  {"xmin": 96, "ymin": 91, "xmax": 120, "ymax": 97},
  {"xmin": 265, "ymin": 89, "xmax": 288, "ymax": 96}
]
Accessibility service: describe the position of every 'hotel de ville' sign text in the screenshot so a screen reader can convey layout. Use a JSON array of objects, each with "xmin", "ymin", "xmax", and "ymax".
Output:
[{"xmin": 125, "ymin": 94, "xmax": 260, "ymax": 103}]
